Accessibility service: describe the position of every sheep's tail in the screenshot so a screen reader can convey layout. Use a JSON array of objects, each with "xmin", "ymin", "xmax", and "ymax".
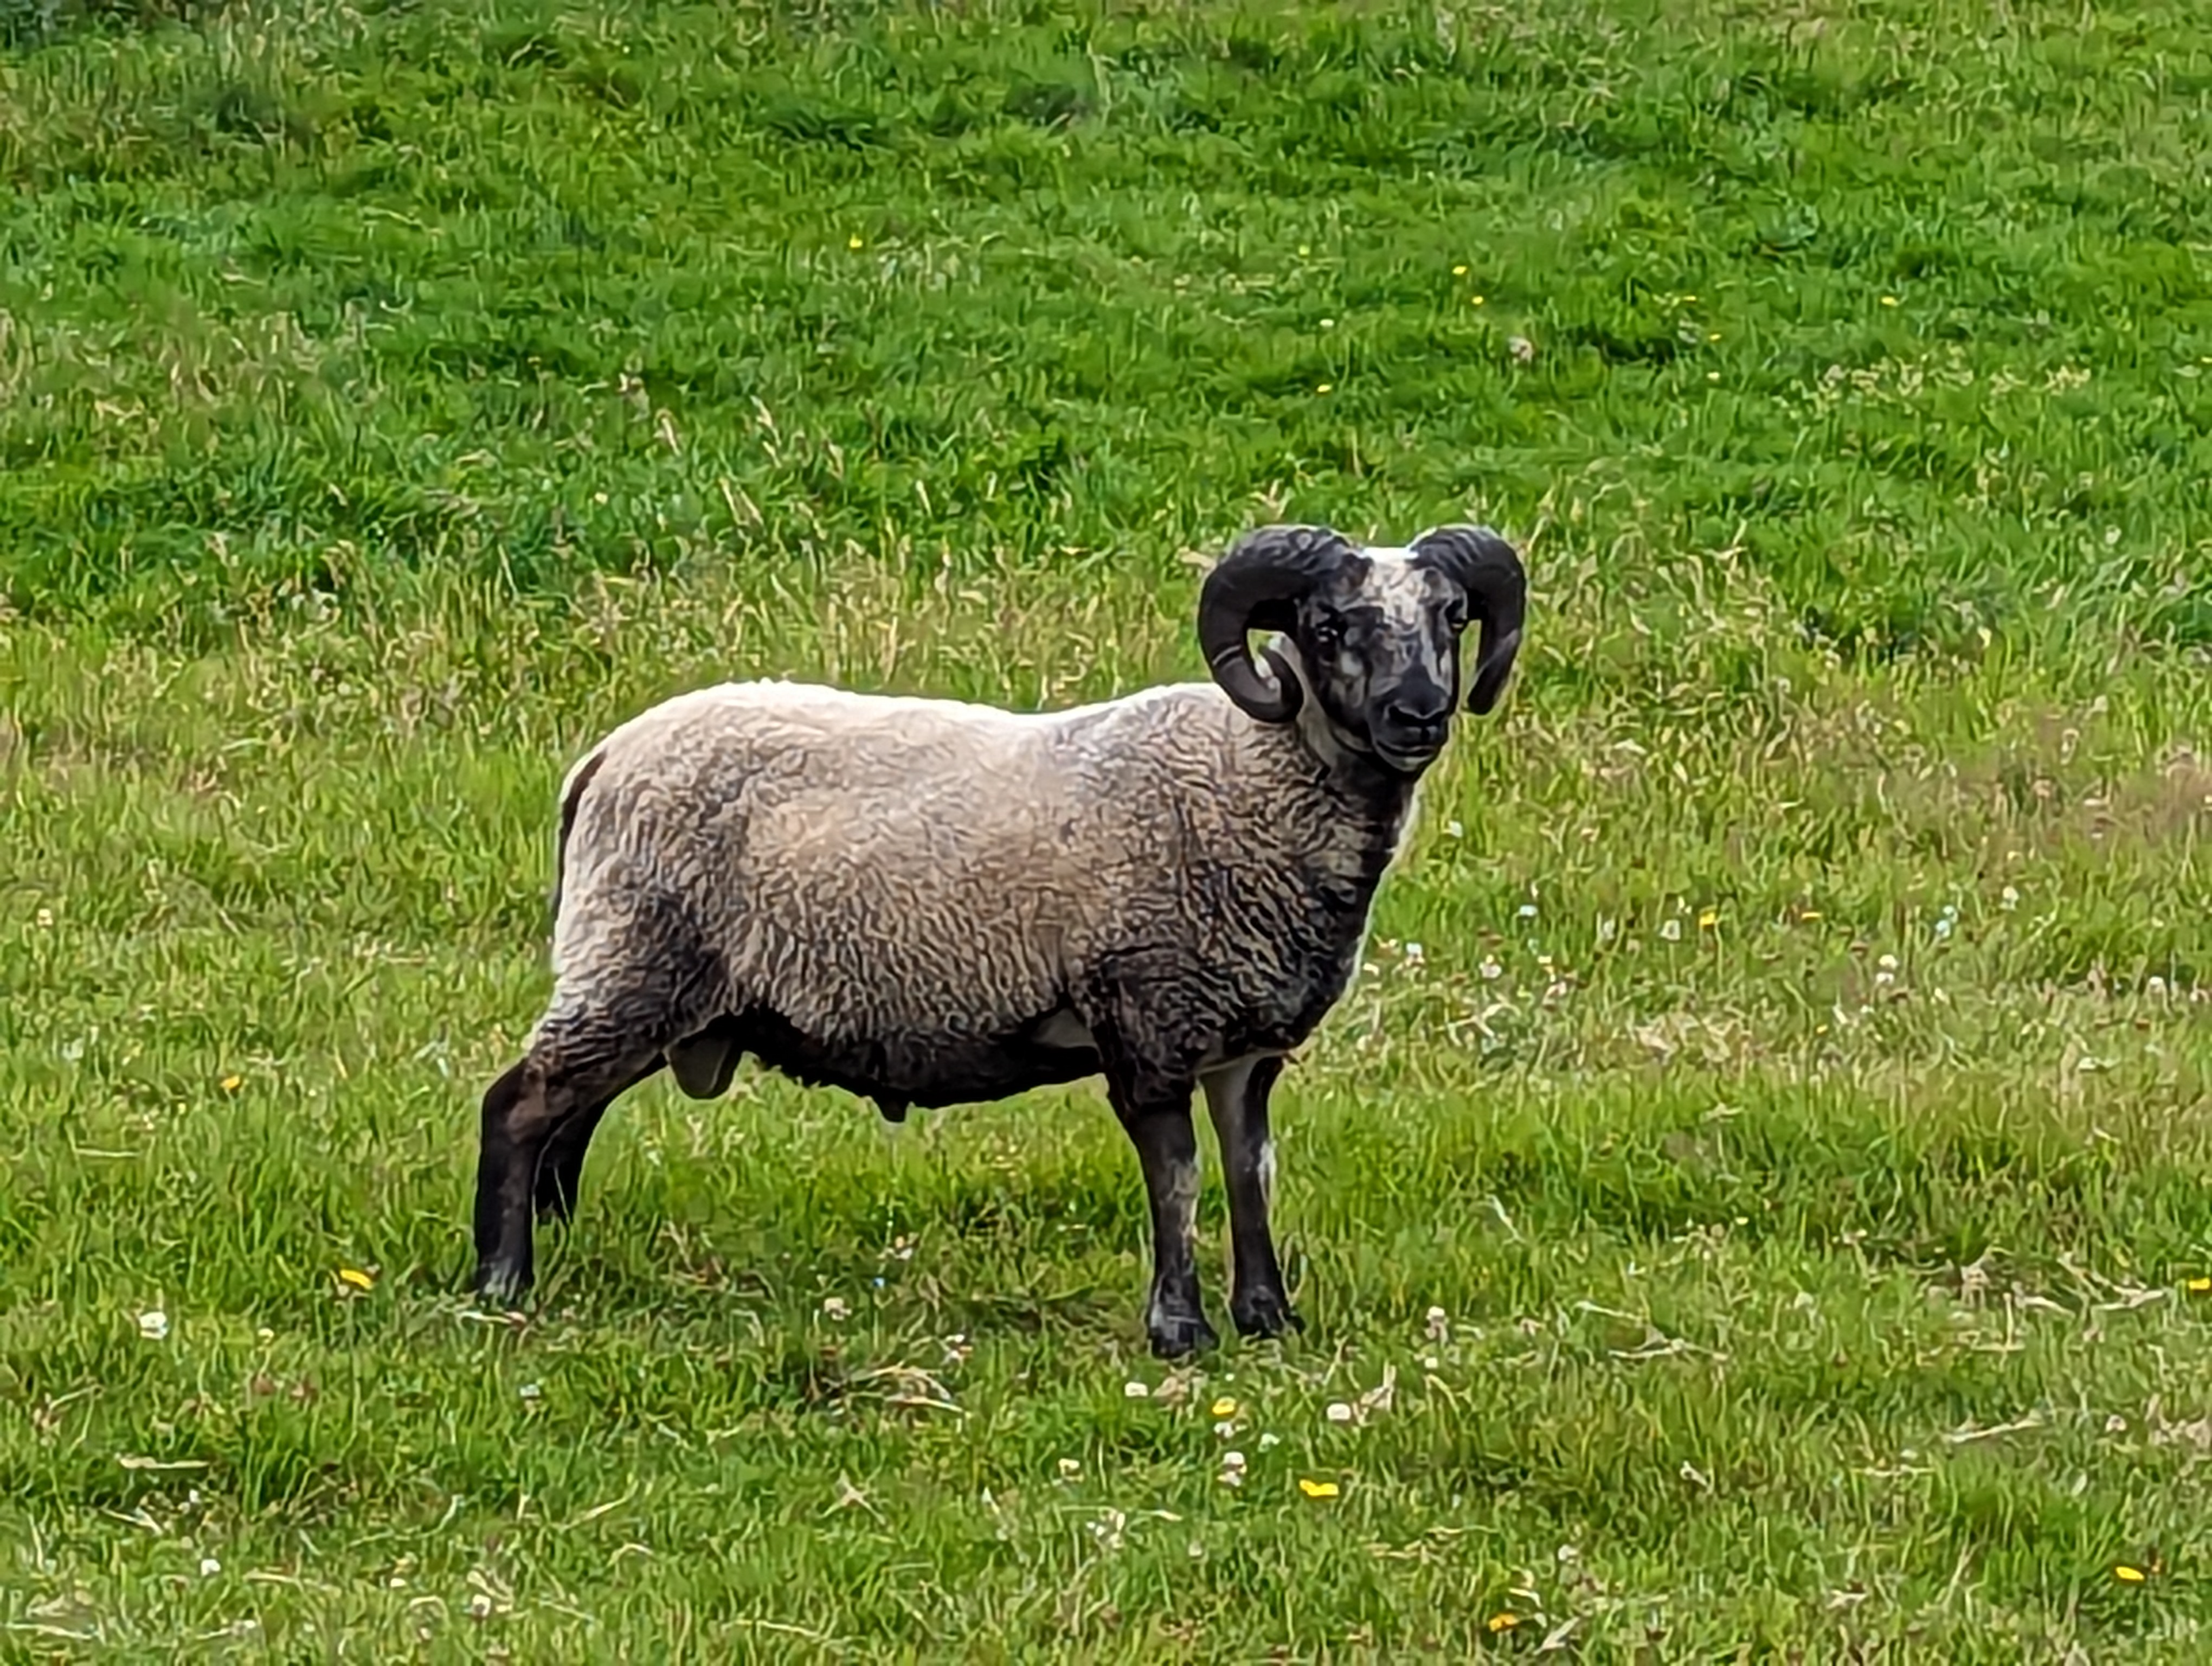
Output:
[{"xmin": 549, "ymin": 745, "xmax": 609, "ymax": 924}]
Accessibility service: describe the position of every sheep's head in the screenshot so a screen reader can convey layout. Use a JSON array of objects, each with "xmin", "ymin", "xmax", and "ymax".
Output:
[{"xmin": 1198, "ymin": 521, "xmax": 1526, "ymax": 776}]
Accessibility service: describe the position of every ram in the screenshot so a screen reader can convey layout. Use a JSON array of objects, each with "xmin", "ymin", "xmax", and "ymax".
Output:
[{"xmin": 471, "ymin": 522, "xmax": 1527, "ymax": 1357}]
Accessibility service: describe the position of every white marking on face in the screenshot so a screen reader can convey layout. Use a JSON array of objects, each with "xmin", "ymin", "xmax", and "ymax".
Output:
[{"xmin": 1361, "ymin": 546, "xmax": 1454, "ymax": 696}]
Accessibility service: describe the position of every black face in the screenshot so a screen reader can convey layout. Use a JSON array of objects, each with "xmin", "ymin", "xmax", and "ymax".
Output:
[{"xmin": 1288, "ymin": 548, "xmax": 1471, "ymax": 775}]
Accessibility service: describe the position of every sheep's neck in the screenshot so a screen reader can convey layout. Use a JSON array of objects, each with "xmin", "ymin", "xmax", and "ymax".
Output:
[{"xmin": 1275, "ymin": 721, "xmax": 1425, "ymax": 901}]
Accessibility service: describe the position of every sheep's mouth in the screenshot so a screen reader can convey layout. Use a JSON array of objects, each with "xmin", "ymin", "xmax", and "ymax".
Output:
[{"xmin": 1371, "ymin": 737, "xmax": 1444, "ymax": 775}]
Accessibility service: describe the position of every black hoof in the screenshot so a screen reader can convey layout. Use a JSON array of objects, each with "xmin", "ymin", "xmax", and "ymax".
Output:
[
  {"xmin": 1147, "ymin": 1310, "xmax": 1221, "ymax": 1361},
  {"xmin": 1232, "ymin": 1290, "xmax": 1303, "ymax": 1341}
]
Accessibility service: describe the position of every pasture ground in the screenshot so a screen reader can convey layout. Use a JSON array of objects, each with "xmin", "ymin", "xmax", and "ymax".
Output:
[{"xmin": 2, "ymin": 0, "xmax": 2210, "ymax": 1656}]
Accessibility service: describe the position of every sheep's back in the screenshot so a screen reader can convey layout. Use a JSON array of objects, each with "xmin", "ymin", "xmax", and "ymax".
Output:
[{"xmin": 564, "ymin": 680, "xmax": 1167, "ymax": 1040}]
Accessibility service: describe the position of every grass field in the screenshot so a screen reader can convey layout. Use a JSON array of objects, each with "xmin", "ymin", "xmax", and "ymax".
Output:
[{"xmin": 3, "ymin": 0, "xmax": 2210, "ymax": 1655}]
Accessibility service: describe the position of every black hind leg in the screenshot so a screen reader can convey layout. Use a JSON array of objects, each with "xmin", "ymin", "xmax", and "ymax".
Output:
[
  {"xmin": 533, "ymin": 1055, "xmax": 665, "ymax": 1226},
  {"xmin": 474, "ymin": 1030, "xmax": 670, "ymax": 1301}
]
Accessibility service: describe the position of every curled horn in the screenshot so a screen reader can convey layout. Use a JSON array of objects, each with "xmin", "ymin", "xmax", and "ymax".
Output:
[
  {"xmin": 1412, "ymin": 523, "xmax": 1527, "ymax": 715},
  {"xmin": 1197, "ymin": 524, "xmax": 1356, "ymax": 723}
]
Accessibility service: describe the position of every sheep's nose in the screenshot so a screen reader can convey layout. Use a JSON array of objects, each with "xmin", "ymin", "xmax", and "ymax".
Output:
[{"xmin": 1379, "ymin": 699, "xmax": 1449, "ymax": 743}]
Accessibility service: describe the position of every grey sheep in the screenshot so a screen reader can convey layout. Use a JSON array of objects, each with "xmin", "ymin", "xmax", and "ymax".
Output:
[{"xmin": 471, "ymin": 522, "xmax": 1527, "ymax": 1358}]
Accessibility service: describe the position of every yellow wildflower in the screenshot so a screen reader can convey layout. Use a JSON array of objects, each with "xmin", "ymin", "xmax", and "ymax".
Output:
[
  {"xmin": 1488, "ymin": 1611, "xmax": 1520, "ymax": 1632},
  {"xmin": 337, "ymin": 1268, "xmax": 375, "ymax": 1291},
  {"xmin": 220, "ymin": 1074, "xmax": 243, "ymax": 1092},
  {"xmin": 1297, "ymin": 1478, "xmax": 1339, "ymax": 1500},
  {"xmin": 1211, "ymin": 1397, "xmax": 1238, "ymax": 1418},
  {"xmin": 2115, "ymin": 1565, "xmax": 2147, "ymax": 1583}
]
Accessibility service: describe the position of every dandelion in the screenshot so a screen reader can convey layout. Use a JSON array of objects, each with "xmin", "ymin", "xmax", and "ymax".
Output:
[
  {"xmin": 1211, "ymin": 1396, "xmax": 1239, "ymax": 1418},
  {"xmin": 1297, "ymin": 244, "xmax": 1310, "ymax": 257},
  {"xmin": 1881, "ymin": 295, "xmax": 1900, "ymax": 306},
  {"xmin": 2187, "ymin": 1278, "xmax": 2210, "ymax": 1293},
  {"xmin": 2115, "ymin": 1565, "xmax": 2147, "ymax": 1584},
  {"xmin": 337, "ymin": 1267, "xmax": 375, "ymax": 1291},
  {"xmin": 1488, "ymin": 1611, "xmax": 1520, "ymax": 1633},
  {"xmin": 137, "ymin": 1310, "xmax": 169, "ymax": 1342},
  {"xmin": 1470, "ymin": 294, "xmax": 1486, "ymax": 306},
  {"xmin": 1697, "ymin": 908, "xmax": 1719, "ymax": 930},
  {"xmin": 847, "ymin": 234, "xmax": 864, "ymax": 249},
  {"xmin": 1800, "ymin": 909, "xmax": 1822, "ymax": 921},
  {"xmin": 1707, "ymin": 330, "xmax": 1722, "ymax": 341},
  {"xmin": 1452, "ymin": 265, "xmax": 1468, "ymax": 275},
  {"xmin": 1315, "ymin": 383, "xmax": 1332, "ymax": 394},
  {"xmin": 1319, "ymin": 317, "xmax": 1335, "ymax": 330},
  {"xmin": 1298, "ymin": 1478, "xmax": 1340, "ymax": 1500},
  {"xmin": 220, "ymin": 1074, "xmax": 243, "ymax": 1093},
  {"xmin": 1707, "ymin": 371, "xmax": 1721, "ymax": 381}
]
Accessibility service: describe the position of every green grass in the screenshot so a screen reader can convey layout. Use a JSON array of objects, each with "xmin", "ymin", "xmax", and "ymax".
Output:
[{"xmin": 2, "ymin": 0, "xmax": 2210, "ymax": 1655}]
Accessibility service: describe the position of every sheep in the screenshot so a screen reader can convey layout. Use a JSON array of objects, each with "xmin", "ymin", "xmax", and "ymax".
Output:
[{"xmin": 471, "ymin": 521, "xmax": 1527, "ymax": 1358}]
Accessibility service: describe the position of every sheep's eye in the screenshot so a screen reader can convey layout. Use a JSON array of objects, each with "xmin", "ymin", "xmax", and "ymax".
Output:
[
  {"xmin": 1443, "ymin": 605, "xmax": 1470, "ymax": 635},
  {"xmin": 1307, "ymin": 615, "xmax": 1343, "ymax": 649}
]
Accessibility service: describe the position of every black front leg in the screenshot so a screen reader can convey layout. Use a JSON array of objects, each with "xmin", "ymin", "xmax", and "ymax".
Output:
[
  {"xmin": 1114, "ymin": 1092, "xmax": 1219, "ymax": 1359},
  {"xmin": 1082, "ymin": 970, "xmax": 1220, "ymax": 1359},
  {"xmin": 1201, "ymin": 1054, "xmax": 1302, "ymax": 1339}
]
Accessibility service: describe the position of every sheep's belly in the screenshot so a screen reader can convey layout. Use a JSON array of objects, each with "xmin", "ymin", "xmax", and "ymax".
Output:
[{"xmin": 666, "ymin": 1005, "xmax": 1103, "ymax": 1113}]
